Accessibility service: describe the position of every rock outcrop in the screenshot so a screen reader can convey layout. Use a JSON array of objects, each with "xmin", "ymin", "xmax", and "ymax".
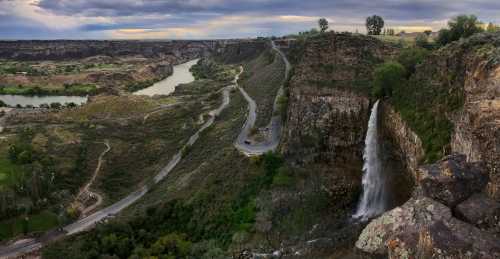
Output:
[
  {"xmin": 356, "ymin": 155, "xmax": 500, "ymax": 258},
  {"xmin": 282, "ymin": 33, "xmax": 396, "ymax": 165},
  {"xmin": 419, "ymin": 154, "xmax": 488, "ymax": 207}
]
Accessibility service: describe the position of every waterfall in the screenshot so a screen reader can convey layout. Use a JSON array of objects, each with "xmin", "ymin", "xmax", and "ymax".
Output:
[{"xmin": 353, "ymin": 100, "xmax": 387, "ymax": 220}]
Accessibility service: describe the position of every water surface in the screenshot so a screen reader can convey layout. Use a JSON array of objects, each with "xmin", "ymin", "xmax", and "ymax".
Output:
[
  {"xmin": 0, "ymin": 95, "xmax": 88, "ymax": 107},
  {"xmin": 134, "ymin": 59, "xmax": 199, "ymax": 96}
]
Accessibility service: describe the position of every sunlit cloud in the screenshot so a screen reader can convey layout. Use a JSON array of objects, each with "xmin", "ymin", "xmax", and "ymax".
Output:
[{"xmin": 0, "ymin": 0, "xmax": 498, "ymax": 39}]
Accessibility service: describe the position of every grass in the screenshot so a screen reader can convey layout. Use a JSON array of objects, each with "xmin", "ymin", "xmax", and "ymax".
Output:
[
  {"xmin": 0, "ymin": 84, "xmax": 96, "ymax": 96},
  {"xmin": 0, "ymin": 140, "xmax": 24, "ymax": 188},
  {"xmin": 240, "ymin": 48, "xmax": 285, "ymax": 127},
  {"xmin": 0, "ymin": 210, "xmax": 59, "ymax": 241}
]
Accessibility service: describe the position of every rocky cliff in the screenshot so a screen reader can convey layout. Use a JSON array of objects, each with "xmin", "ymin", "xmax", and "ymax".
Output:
[
  {"xmin": 356, "ymin": 33, "xmax": 500, "ymax": 258},
  {"xmin": 402, "ymin": 33, "xmax": 500, "ymax": 200},
  {"xmin": 282, "ymin": 33, "xmax": 396, "ymax": 165},
  {"xmin": 380, "ymin": 102, "xmax": 424, "ymax": 180},
  {"xmin": 0, "ymin": 40, "xmax": 217, "ymax": 61}
]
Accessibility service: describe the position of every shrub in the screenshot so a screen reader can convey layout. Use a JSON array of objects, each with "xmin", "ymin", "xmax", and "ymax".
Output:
[
  {"xmin": 372, "ymin": 62, "xmax": 406, "ymax": 98},
  {"xmin": 437, "ymin": 15, "xmax": 484, "ymax": 46},
  {"xmin": 397, "ymin": 47, "xmax": 429, "ymax": 77}
]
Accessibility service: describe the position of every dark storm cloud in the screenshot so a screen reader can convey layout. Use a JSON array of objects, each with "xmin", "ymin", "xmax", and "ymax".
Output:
[
  {"xmin": 34, "ymin": 0, "xmax": 499, "ymax": 21},
  {"xmin": 1, "ymin": 0, "xmax": 499, "ymax": 39}
]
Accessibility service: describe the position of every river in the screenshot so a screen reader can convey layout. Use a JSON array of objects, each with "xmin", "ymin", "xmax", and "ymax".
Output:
[
  {"xmin": 0, "ymin": 94, "xmax": 88, "ymax": 108},
  {"xmin": 134, "ymin": 59, "xmax": 199, "ymax": 96},
  {"xmin": 0, "ymin": 59, "xmax": 199, "ymax": 107}
]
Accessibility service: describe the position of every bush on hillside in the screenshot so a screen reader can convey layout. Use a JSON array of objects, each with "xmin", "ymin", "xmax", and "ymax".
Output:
[
  {"xmin": 437, "ymin": 15, "xmax": 484, "ymax": 46},
  {"xmin": 397, "ymin": 47, "xmax": 429, "ymax": 77},
  {"xmin": 372, "ymin": 62, "xmax": 406, "ymax": 98}
]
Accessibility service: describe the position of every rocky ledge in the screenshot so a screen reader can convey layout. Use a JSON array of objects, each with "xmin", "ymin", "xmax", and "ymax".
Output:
[{"xmin": 356, "ymin": 154, "xmax": 500, "ymax": 258}]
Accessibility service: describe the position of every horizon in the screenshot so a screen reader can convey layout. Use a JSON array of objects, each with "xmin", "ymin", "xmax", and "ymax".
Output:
[{"xmin": 1, "ymin": 0, "xmax": 499, "ymax": 40}]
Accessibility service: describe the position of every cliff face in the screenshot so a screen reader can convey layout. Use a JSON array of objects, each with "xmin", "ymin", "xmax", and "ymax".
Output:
[
  {"xmin": 412, "ymin": 33, "xmax": 500, "ymax": 200},
  {"xmin": 380, "ymin": 102, "xmax": 424, "ymax": 179},
  {"xmin": 213, "ymin": 40, "xmax": 267, "ymax": 64},
  {"xmin": 0, "ymin": 40, "xmax": 217, "ymax": 61},
  {"xmin": 282, "ymin": 33, "xmax": 396, "ymax": 165}
]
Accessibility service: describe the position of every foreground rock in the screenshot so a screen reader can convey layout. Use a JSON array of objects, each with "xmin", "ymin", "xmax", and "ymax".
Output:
[
  {"xmin": 455, "ymin": 193, "xmax": 500, "ymax": 233},
  {"xmin": 419, "ymin": 154, "xmax": 488, "ymax": 207},
  {"xmin": 356, "ymin": 155, "xmax": 500, "ymax": 258},
  {"xmin": 356, "ymin": 197, "xmax": 500, "ymax": 258}
]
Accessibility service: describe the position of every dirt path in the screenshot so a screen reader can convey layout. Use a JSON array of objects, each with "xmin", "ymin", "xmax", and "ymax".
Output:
[{"xmin": 75, "ymin": 141, "xmax": 111, "ymax": 217}]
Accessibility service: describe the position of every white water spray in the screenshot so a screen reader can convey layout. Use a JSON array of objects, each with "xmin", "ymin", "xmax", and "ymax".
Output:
[{"xmin": 353, "ymin": 100, "xmax": 387, "ymax": 220}]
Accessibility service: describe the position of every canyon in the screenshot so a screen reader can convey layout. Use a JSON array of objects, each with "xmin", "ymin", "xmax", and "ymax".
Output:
[{"xmin": 0, "ymin": 31, "xmax": 498, "ymax": 258}]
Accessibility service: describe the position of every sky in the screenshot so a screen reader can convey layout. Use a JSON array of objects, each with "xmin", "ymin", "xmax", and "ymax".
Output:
[{"xmin": 0, "ymin": 0, "xmax": 499, "ymax": 40}]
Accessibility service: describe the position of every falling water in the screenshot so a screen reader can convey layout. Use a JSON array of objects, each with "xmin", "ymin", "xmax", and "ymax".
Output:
[{"xmin": 353, "ymin": 100, "xmax": 387, "ymax": 220}]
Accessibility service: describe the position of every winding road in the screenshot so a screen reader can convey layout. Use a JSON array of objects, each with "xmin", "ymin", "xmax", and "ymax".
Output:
[
  {"xmin": 0, "ymin": 69, "xmax": 243, "ymax": 259},
  {"xmin": 0, "ymin": 41, "xmax": 290, "ymax": 258},
  {"xmin": 234, "ymin": 41, "xmax": 291, "ymax": 156}
]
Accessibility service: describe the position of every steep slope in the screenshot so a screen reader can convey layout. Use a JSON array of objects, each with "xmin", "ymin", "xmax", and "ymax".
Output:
[{"xmin": 282, "ymin": 32, "xmax": 396, "ymax": 165}]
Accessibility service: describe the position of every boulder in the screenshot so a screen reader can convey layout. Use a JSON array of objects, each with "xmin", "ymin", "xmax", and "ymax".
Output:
[
  {"xmin": 356, "ymin": 197, "xmax": 500, "ymax": 258},
  {"xmin": 418, "ymin": 154, "xmax": 488, "ymax": 207},
  {"xmin": 455, "ymin": 193, "xmax": 500, "ymax": 232}
]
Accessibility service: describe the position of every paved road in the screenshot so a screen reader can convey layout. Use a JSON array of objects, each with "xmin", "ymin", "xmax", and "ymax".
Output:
[
  {"xmin": 234, "ymin": 41, "xmax": 291, "ymax": 156},
  {"xmin": 0, "ymin": 69, "xmax": 242, "ymax": 259}
]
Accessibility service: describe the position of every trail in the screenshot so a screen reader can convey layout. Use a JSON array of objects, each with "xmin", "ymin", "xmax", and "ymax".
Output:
[
  {"xmin": 0, "ymin": 66, "xmax": 243, "ymax": 259},
  {"xmin": 75, "ymin": 141, "xmax": 111, "ymax": 217},
  {"xmin": 234, "ymin": 40, "xmax": 291, "ymax": 156}
]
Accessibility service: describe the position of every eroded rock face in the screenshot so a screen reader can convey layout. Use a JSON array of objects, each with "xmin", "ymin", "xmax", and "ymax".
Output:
[
  {"xmin": 356, "ymin": 197, "xmax": 500, "ymax": 259},
  {"xmin": 282, "ymin": 33, "xmax": 396, "ymax": 165},
  {"xmin": 380, "ymin": 102, "xmax": 424, "ymax": 179},
  {"xmin": 418, "ymin": 154, "xmax": 488, "ymax": 207},
  {"xmin": 0, "ymin": 40, "xmax": 217, "ymax": 61}
]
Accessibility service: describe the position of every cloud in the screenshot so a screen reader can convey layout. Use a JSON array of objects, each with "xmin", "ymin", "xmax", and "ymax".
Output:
[{"xmin": 0, "ymin": 0, "xmax": 499, "ymax": 39}]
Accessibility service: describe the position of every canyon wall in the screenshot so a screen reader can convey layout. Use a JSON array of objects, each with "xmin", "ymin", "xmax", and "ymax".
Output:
[
  {"xmin": 282, "ymin": 33, "xmax": 396, "ymax": 165},
  {"xmin": 414, "ymin": 33, "xmax": 499, "ymax": 200},
  {"xmin": 380, "ymin": 102, "xmax": 424, "ymax": 180},
  {"xmin": 0, "ymin": 40, "xmax": 217, "ymax": 61}
]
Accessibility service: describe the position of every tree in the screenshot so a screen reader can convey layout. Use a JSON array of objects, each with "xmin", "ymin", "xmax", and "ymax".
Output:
[
  {"xmin": 438, "ymin": 15, "xmax": 484, "ymax": 46},
  {"xmin": 424, "ymin": 30, "xmax": 432, "ymax": 36},
  {"xmin": 397, "ymin": 47, "xmax": 429, "ymax": 77},
  {"xmin": 366, "ymin": 15, "xmax": 385, "ymax": 35},
  {"xmin": 437, "ymin": 28, "xmax": 452, "ymax": 46},
  {"xmin": 372, "ymin": 62, "xmax": 406, "ymax": 98},
  {"xmin": 318, "ymin": 18, "xmax": 329, "ymax": 33},
  {"xmin": 50, "ymin": 102, "xmax": 62, "ymax": 109}
]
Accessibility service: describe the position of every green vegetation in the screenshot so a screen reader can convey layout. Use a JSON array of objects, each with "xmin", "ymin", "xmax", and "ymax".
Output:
[
  {"xmin": 190, "ymin": 59, "xmax": 237, "ymax": 82},
  {"xmin": 0, "ymin": 83, "xmax": 97, "ymax": 96},
  {"xmin": 374, "ymin": 47, "xmax": 464, "ymax": 162},
  {"xmin": 437, "ymin": 15, "xmax": 484, "ymax": 46},
  {"xmin": 126, "ymin": 79, "xmax": 155, "ymax": 92},
  {"xmin": 240, "ymin": 48, "xmax": 285, "ymax": 127},
  {"xmin": 0, "ymin": 211, "xmax": 59, "ymax": 240},
  {"xmin": 371, "ymin": 62, "xmax": 406, "ymax": 98},
  {"xmin": 366, "ymin": 15, "xmax": 385, "ymax": 35},
  {"xmin": 397, "ymin": 47, "xmax": 429, "ymax": 76}
]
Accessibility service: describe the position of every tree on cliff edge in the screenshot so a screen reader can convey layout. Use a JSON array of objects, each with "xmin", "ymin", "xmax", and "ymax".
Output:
[
  {"xmin": 366, "ymin": 15, "xmax": 385, "ymax": 35},
  {"xmin": 318, "ymin": 18, "xmax": 329, "ymax": 33}
]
